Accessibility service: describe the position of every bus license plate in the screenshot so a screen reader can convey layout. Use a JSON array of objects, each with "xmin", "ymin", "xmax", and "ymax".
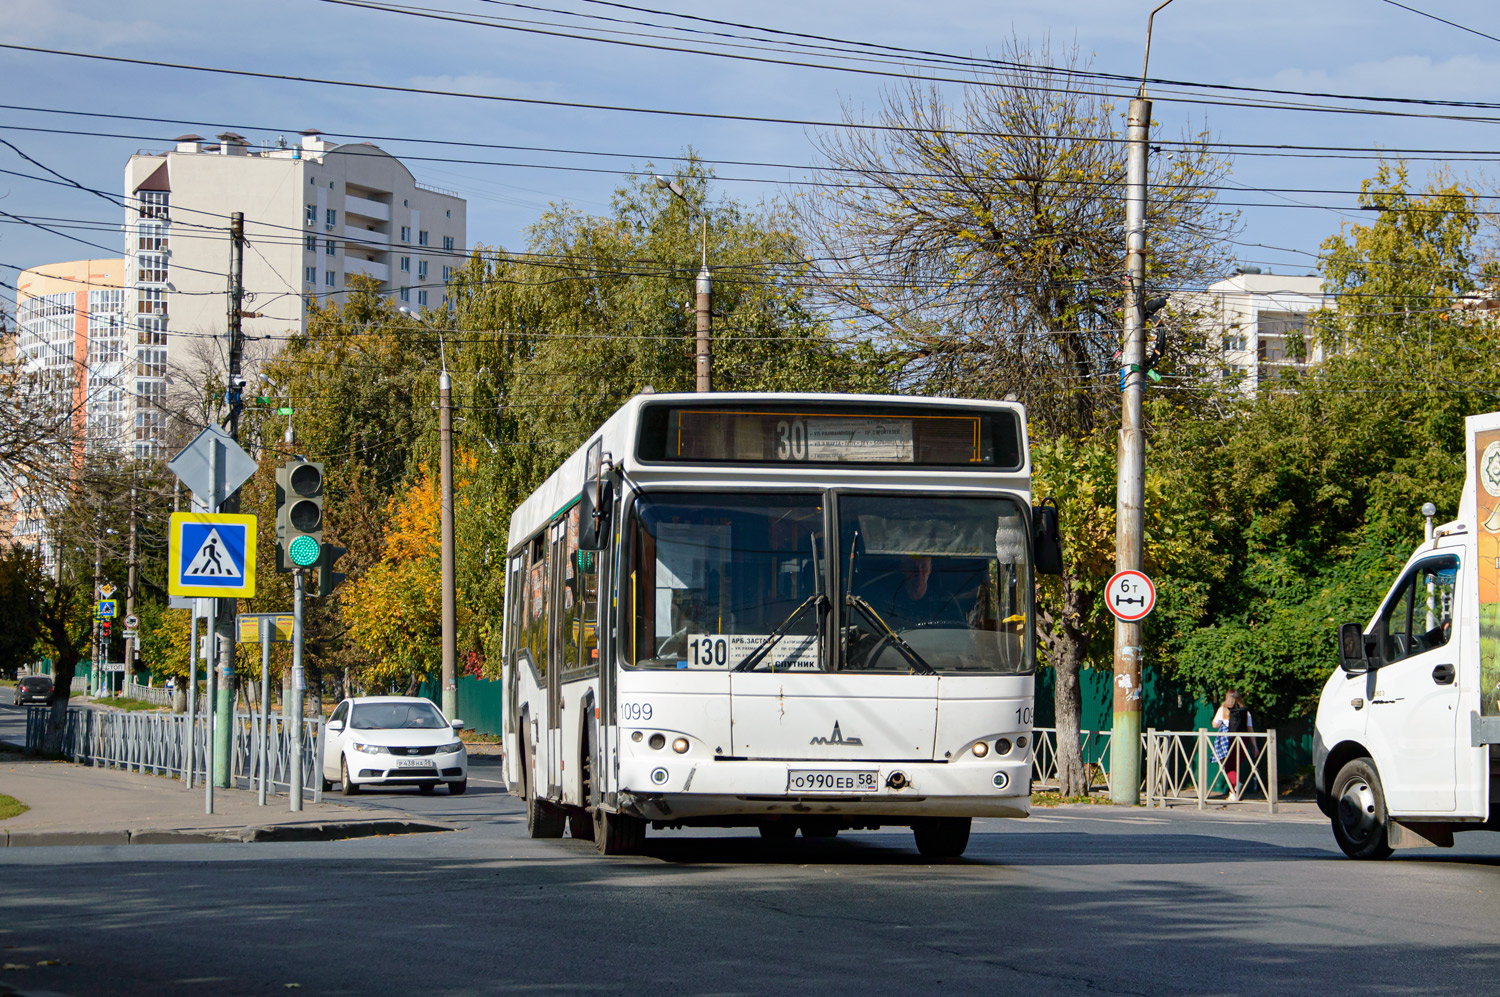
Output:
[{"xmin": 787, "ymin": 770, "xmax": 878, "ymax": 794}]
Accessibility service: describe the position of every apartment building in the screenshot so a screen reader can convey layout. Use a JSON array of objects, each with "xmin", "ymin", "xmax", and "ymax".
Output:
[
  {"xmin": 10, "ymin": 259, "xmax": 129, "ymax": 566},
  {"xmin": 1193, "ymin": 270, "xmax": 1331, "ymax": 395},
  {"xmin": 122, "ymin": 130, "xmax": 466, "ymax": 456}
]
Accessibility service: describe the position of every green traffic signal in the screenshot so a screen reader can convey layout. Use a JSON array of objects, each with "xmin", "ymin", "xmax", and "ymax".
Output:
[{"xmin": 289, "ymin": 534, "xmax": 321, "ymax": 567}]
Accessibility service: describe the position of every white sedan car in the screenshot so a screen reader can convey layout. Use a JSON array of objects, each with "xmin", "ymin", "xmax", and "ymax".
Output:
[{"xmin": 322, "ymin": 697, "xmax": 468, "ymax": 795}]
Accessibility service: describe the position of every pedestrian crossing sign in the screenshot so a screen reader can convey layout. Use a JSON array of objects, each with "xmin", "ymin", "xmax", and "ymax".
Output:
[{"xmin": 168, "ymin": 512, "xmax": 257, "ymax": 598}]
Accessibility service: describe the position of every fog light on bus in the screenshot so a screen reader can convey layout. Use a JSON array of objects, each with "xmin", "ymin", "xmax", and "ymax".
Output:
[
  {"xmin": 1016, "ymin": 735, "xmax": 1028, "ymax": 750},
  {"xmin": 651, "ymin": 767, "xmax": 669, "ymax": 786},
  {"xmin": 971, "ymin": 740, "xmax": 989, "ymax": 758},
  {"xmin": 992, "ymin": 772, "xmax": 1010, "ymax": 791},
  {"xmin": 672, "ymin": 737, "xmax": 689, "ymax": 754},
  {"xmin": 648, "ymin": 733, "xmax": 666, "ymax": 750},
  {"xmin": 631, "ymin": 731, "xmax": 643, "ymax": 743},
  {"xmin": 994, "ymin": 737, "xmax": 1012, "ymax": 756}
]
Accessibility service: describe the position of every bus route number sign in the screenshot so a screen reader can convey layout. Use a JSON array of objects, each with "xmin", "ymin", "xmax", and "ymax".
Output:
[{"xmin": 1105, "ymin": 570, "xmax": 1156, "ymax": 622}]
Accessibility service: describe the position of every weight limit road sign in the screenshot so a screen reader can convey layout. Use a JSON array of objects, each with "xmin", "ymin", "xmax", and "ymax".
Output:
[
  {"xmin": 168, "ymin": 512, "xmax": 257, "ymax": 598},
  {"xmin": 1105, "ymin": 570, "xmax": 1156, "ymax": 622}
]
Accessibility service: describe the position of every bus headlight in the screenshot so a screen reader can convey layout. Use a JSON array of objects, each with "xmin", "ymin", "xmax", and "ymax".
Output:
[
  {"xmin": 648, "ymin": 733, "xmax": 666, "ymax": 750},
  {"xmin": 994, "ymin": 737, "xmax": 1013, "ymax": 755},
  {"xmin": 672, "ymin": 737, "xmax": 689, "ymax": 754},
  {"xmin": 971, "ymin": 740, "xmax": 989, "ymax": 757}
]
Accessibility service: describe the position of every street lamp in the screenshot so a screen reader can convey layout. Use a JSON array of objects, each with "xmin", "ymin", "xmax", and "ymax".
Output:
[
  {"xmin": 259, "ymin": 374, "xmax": 294, "ymax": 445},
  {"xmin": 401, "ymin": 305, "xmax": 457, "ymax": 719},
  {"xmin": 655, "ymin": 176, "xmax": 713, "ymax": 392}
]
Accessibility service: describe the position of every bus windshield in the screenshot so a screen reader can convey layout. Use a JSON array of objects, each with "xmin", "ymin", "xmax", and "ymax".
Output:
[
  {"xmin": 839, "ymin": 495, "xmax": 1032, "ymax": 674},
  {"xmin": 627, "ymin": 492, "xmax": 825, "ymax": 670}
]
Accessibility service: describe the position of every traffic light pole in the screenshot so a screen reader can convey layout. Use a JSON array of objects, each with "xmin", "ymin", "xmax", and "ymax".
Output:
[
  {"xmin": 290, "ymin": 568, "xmax": 305, "ymax": 812},
  {"xmin": 214, "ymin": 211, "xmax": 246, "ymax": 790},
  {"xmin": 440, "ymin": 371, "xmax": 457, "ymax": 720}
]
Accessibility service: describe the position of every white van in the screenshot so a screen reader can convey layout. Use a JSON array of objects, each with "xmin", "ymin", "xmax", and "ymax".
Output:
[{"xmin": 1315, "ymin": 411, "xmax": 1500, "ymax": 858}]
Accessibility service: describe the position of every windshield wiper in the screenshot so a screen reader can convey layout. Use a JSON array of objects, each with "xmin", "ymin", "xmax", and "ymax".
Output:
[
  {"xmin": 733, "ymin": 594, "xmax": 829, "ymax": 672},
  {"xmin": 844, "ymin": 594, "xmax": 940, "ymax": 676}
]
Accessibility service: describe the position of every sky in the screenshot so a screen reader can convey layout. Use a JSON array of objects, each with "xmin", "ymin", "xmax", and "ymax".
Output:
[{"xmin": 4, "ymin": 0, "xmax": 1500, "ymax": 306}]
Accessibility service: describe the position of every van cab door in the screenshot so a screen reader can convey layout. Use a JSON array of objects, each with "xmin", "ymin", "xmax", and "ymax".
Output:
[{"xmin": 1366, "ymin": 552, "xmax": 1461, "ymax": 814}]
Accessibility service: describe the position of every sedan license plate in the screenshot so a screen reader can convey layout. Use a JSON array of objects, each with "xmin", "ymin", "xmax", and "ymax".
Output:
[
  {"xmin": 396, "ymin": 758, "xmax": 435, "ymax": 769},
  {"xmin": 787, "ymin": 769, "xmax": 878, "ymax": 794}
]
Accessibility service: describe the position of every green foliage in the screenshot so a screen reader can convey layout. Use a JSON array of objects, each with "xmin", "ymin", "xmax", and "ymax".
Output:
[{"xmin": 1166, "ymin": 161, "xmax": 1500, "ymax": 720}]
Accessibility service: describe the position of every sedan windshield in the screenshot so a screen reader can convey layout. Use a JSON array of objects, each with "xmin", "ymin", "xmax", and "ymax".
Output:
[
  {"xmin": 351, "ymin": 702, "xmax": 448, "ymax": 730},
  {"xmin": 626, "ymin": 492, "xmax": 824, "ymax": 670},
  {"xmin": 840, "ymin": 495, "xmax": 1031, "ymax": 674}
]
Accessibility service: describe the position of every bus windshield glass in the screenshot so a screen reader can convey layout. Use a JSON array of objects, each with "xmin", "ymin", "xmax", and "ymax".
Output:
[
  {"xmin": 626, "ymin": 493, "xmax": 825, "ymax": 670},
  {"xmin": 839, "ymin": 495, "xmax": 1031, "ymax": 674}
]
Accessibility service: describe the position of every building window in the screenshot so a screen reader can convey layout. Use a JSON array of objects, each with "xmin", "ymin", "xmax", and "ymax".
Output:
[
  {"xmin": 445, "ymin": 209, "xmax": 451, "ymax": 218},
  {"xmin": 442, "ymin": 265, "xmax": 453, "ymax": 282},
  {"xmin": 418, "ymin": 230, "xmax": 429, "ymax": 246},
  {"xmin": 305, "ymin": 235, "xmax": 317, "ymax": 251},
  {"xmin": 137, "ymin": 222, "xmax": 165, "ymax": 252},
  {"xmin": 418, "ymin": 290, "xmax": 428, "ymax": 306},
  {"xmin": 136, "ymin": 288, "xmax": 166, "ymax": 317},
  {"xmin": 310, "ymin": 176, "xmax": 317, "ymax": 186},
  {"xmin": 400, "ymin": 225, "xmax": 411, "ymax": 242},
  {"xmin": 399, "ymin": 287, "xmax": 410, "ymax": 302},
  {"xmin": 306, "ymin": 204, "xmax": 317, "ymax": 225},
  {"xmin": 305, "ymin": 266, "xmax": 317, "ymax": 283},
  {"xmin": 325, "ymin": 208, "xmax": 337, "ymax": 229},
  {"xmin": 418, "ymin": 260, "xmax": 428, "ymax": 280},
  {"xmin": 325, "ymin": 271, "xmax": 335, "ymax": 287},
  {"xmin": 138, "ymin": 190, "xmax": 169, "ymax": 220},
  {"xmin": 400, "ymin": 256, "xmax": 410, "ymax": 273},
  {"xmin": 135, "ymin": 315, "xmax": 166, "ymax": 346},
  {"xmin": 442, "ymin": 236, "xmax": 454, "ymax": 251},
  {"xmin": 136, "ymin": 253, "xmax": 168, "ymax": 284},
  {"xmin": 325, "ymin": 239, "xmax": 337, "ymax": 256}
]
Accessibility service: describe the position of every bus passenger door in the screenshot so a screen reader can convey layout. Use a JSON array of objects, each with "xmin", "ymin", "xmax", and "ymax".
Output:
[{"xmin": 547, "ymin": 521, "xmax": 565, "ymax": 798}]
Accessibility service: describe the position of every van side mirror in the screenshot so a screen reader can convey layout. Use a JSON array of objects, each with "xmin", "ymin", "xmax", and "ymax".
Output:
[
  {"xmin": 1337, "ymin": 622, "xmax": 1369, "ymax": 674},
  {"xmin": 1032, "ymin": 499, "xmax": 1064, "ymax": 576}
]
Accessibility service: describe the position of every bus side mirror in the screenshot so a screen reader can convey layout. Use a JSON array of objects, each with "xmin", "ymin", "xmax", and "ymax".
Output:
[
  {"xmin": 1337, "ymin": 622, "xmax": 1369, "ymax": 674},
  {"xmin": 579, "ymin": 439, "xmax": 612, "ymax": 551},
  {"xmin": 1033, "ymin": 499, "xmax": 1063, "ymax": 576}
]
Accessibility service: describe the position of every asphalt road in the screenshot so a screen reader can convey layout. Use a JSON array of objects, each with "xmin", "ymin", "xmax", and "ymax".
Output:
[{"xmin": 2, "ymin": 758, "xmax": 1499, "ymax": 997}]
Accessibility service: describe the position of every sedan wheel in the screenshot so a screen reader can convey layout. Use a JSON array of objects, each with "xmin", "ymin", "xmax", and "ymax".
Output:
[
  {"xmin": 448, "ymin": 778, "xmax": 467, "ymax": 795},
  {"xmin": 341, "ymin": 757, "xmax": 360, "ymax": 796}
]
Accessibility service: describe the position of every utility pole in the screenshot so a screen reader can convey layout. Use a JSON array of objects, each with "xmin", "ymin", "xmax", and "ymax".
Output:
[
  {"xmin": 694, "ymin": 220, "xmax": 712, "ymax": 393},
  {"xmin": 290, "ymin": 569, "xmax": 306, "ymax": 811},
  {"xmin": 214, "ymin": 211, "xmax": 245, "ymax": 789},
  {"xmin": 125, "ymin": 481, "xmax": 138, "ymax": 679},
  {"xmin": 1112, "ymin": 0, "xmax": 1174, "ymax": 806},
  {"xmin": 439, "ymin": 358, "xmax": 457, "ymax": 720},
  {"xmin": 91, "ymin": 506, "xmax": 103, "ymax": 699}
]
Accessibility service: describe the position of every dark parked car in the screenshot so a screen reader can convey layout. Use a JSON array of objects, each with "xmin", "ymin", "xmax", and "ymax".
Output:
[{"xmin": 13, "ymin": 676, "xmax": 52, "ymax": 705}]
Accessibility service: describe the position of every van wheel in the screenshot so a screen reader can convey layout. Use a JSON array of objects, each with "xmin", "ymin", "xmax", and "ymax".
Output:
[
  {"xmin": 913, "ymin": 817, "xmax": 971, "ymax": 858},
  {"xmin": 594, "ymin": 807, "xmax": 647, "ymax": 855},
  {"xmin": 1331, "ymin": 758, "xmax": 1394, "ymax": 860}
]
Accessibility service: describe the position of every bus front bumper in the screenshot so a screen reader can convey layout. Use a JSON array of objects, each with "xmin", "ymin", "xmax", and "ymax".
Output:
[{"xmin": 616, "ymin": 757, "xmax": 1032, "ymax": 821}]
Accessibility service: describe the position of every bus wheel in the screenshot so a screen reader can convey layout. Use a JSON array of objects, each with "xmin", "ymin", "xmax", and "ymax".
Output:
[
  {"xmin": 594, "ymin": 807, "xmax": 646, "ymax": 856},
  {"xmin": 527, "ymin": 790, "xmax": 567, "ymax": 838},
  {"xmin": 1331, "ymin": 758, "xmax": 1394, "ymax": 860},
  {"xmin": 913, "ymin": 817, "xmax": 971, "ymax": 859},
  {"xmin": 800, "ymin": 818, "xmax": 839, "ymax": 839}
]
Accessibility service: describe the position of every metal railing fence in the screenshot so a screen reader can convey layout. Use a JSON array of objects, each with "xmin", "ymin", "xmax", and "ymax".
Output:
[
  {"xmin": 1033, "ymin": 726, "xmax": 1278, "ymax": 811},
  {"xmin": 123, "ymin": 679, "xmax": 173, "ymax": 706},
  {"xmin": 1145, "ymin": 728, "xmax": 1278, "ymax": 814},
  {"xmin": 25, "ymin": 706, "xmax": 324, "ymax": 801}
]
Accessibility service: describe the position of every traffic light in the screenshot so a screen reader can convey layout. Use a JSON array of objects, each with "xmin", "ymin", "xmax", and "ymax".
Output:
[
  {"xmin": 276, "ymin": 460, "xmax": 325, "ymax": 570},
  {"xmin": 317, "ymin": 544, "xmax": 348, "ymax": 598},
  {"xmin": 100, "ymin": 620, "xmax": 111, "ymax": 638}
]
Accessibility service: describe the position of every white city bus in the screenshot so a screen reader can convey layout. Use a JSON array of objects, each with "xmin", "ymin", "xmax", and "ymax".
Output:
[{"xmin": 501, "ymin": 393, "xmax": 1061, "ymax": 856}]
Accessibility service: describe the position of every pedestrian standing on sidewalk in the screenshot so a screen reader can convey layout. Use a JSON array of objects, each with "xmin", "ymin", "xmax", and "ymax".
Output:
[{"xmin": 1212, "ymin": 690, "xmax": 1254, "ymax": 797}]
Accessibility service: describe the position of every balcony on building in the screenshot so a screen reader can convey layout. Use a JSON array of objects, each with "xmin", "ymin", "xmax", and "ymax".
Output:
[{"xmin": 346, "ymin": 257, "xmax": 390, "ymax": 283}]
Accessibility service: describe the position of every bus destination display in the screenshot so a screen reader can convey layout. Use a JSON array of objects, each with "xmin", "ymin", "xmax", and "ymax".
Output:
[{"xmin": 640, "ymin": 404, "xmax": 1022, "ymax": 468}]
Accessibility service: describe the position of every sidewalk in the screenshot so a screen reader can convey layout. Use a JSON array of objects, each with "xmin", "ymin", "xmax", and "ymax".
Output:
[{"xmin": 0, "ymin": 749, "xmax": 456, "ymax": 847}]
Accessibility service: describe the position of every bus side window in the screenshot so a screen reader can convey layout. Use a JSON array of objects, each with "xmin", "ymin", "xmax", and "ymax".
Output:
[
  {"xmin": 561, "ymin": 507, "xmax": 582, "ymax": 674},
  {"xmin": 528, "ymin": 533, "xmax": 549, "ymax": 676},
  {"xmin": 505, "ymin": 555, "xmax": 523, "ymax": 666}
]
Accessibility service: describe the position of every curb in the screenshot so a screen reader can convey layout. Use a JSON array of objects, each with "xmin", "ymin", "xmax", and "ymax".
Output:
[{"xmin": 0, "ymin": 820, "xmax": 454, "ymax": 847}]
